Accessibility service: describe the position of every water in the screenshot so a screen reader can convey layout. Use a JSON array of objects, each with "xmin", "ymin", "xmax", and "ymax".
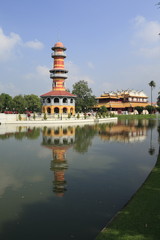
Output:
[{"xmin": 0, "ymin": 119, "xmax": 159, "ymax": 240}]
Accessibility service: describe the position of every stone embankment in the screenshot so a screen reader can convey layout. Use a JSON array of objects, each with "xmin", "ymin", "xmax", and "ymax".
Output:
[{"xmin": 0, "ymin": 113, "xmax": 118, "ymax": 126}]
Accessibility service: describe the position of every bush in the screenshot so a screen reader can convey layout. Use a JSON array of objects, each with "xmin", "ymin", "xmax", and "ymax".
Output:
[
  {"xmin": 18, "ymin": 114, "xmax": 22, "ymax": 121},
  {"xmin": 135, "ymin": 106, "xmax": 144, "ymax": 114},
  {"xmin": 145, "ymin": 105, "xmax": 156, "ymax": 114},
  {"xmin": 43, "ymin": 113, "xmax": 47, "ymax": 120}
]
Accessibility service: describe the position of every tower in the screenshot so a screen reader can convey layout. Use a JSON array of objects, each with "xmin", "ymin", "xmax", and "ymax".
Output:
[{"xmin": 41, "ymin": 42, "xmax": 76, "ymax": 115}]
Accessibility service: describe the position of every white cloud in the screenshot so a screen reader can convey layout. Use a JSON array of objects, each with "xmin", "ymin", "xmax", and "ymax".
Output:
[
  {"xmin": 25, "ymin": 39, "xmax": 44, "ymax": 49},
  {"xmin": 66, "ymin": 60, "xmax": 94, "ymax": 90},
  {"xmin": 133, "ymin": 16, "xmax": 160, "ymax": 43},
  {"xmin": 87, "ymin": 61, "xmax": 94, "ymax": 69},
  {"xmin": 0, "ymin": 81, "xmax": 22, "ymax": 96},
  {"xmin": 0, "ymin": 27, "xmax": 21, "ymax": 61},
  {"xmin": 24, "ymin": 65, "xmax": 49, "ymax": 80},
  {"xmin": 138, "ymin": 46, "xmax": 160, "ymax": 58},
  {"xmin": 0, "ymin": 27, "xmax": 44, "ymax": 62},
  {"xmin": 131, "ymin": 16, "xmax": 160, "ymax": 58}
]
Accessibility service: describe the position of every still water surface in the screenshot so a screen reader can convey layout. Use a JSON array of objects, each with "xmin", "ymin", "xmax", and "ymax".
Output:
[{"xmin": 0, "ymin": 119, "xmax": 159, "ymax": 240}]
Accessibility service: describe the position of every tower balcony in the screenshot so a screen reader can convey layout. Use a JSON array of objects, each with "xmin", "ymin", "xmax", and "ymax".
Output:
[
  {"xmin": 51, "ymin": 52, "xmax": 66, "ymax": 58},
  {"xmin": 50, "ymin": 73, "xmax": 68, "ymax": 79},
  {"xmin": 50, "ymin": 69, "xmax": 68, "ymax": 73}
]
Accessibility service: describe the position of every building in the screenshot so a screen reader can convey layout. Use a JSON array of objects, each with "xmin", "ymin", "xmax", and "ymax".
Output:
[
  {"xmin": 41, "ymin": 42, "xmax": 76, "ymax": 115},
  {"xmin": 95, "ymin": 89, "xmax": 148, "ymax": 113}
]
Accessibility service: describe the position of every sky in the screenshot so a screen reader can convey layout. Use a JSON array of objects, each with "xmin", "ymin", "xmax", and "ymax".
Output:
[{"xmin": 0, "ymin": 0, "xmax": 160, "ymax": 102}]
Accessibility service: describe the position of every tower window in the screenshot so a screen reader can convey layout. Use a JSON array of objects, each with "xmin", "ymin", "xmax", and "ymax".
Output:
[
  {"xmin": 70, "ymin": 98, "xmax": 73, "ymax": 103},
  {"xmin": 47, "ymin": 98, "xmax": 51, "ymax": 103},
  {"xmin": 63, "ymin": 98, "xmax": 67, "ymax": 103},
  {"xmin": 54, "ymin": 98, "xmax": 59, "ymax": 103}
]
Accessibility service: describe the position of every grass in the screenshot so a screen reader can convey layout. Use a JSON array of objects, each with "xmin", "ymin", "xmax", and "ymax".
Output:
[
  {"xmin": 117, "ymin": 114, "xmax": 159, "ymax": 120},
  {"xmin": 96, "ymin": 148, "xmax": 160, "ymax": 240}
]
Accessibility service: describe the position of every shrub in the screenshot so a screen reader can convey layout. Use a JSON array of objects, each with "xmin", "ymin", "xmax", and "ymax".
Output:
[{"xmin": 43, "ymin": 113, "xmax": 47, "ymax": 120}]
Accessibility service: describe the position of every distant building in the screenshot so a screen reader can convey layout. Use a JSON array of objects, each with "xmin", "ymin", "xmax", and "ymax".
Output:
[
  {"xmin": 95, "ymin": 90, "xmax": 148, "ymax": 113},
  {"xmin": 41, "ymin": 42, "xmax": 76, "ymax": 115}
]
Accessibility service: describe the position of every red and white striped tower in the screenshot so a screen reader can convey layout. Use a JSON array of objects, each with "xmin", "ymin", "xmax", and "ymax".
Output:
[{"xmin": 41, "ymin": 42, "xmax": 76, "ymax": 115}]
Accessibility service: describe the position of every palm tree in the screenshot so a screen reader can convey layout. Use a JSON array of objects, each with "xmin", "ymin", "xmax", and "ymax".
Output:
[
  {"xmin": 157, "ymin": 91, "xmax": 160, "ymax": 106},
  {"xmin": 148, "ymin": 81, "xmax": 156, "ymax": 107}
]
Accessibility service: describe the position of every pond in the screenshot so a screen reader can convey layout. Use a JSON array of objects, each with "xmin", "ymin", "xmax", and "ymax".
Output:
[{"xmin": 0, "ymin": 119, "xmax": 159, "ymax": 240}]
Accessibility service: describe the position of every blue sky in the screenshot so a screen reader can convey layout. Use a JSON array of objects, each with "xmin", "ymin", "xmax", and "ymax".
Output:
[{"xmin": 0, "ymin": 0, "xmax": 160, "ymax": 102}]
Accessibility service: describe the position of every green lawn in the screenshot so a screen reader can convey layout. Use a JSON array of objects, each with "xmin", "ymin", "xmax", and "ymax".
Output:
[
  {"xmin": 96, "ymin": 148, "xmax": 160, "ymax": 240},
  {"xmin": 117, "ymin": 114, "xmax": 159, "ymax": 120}
]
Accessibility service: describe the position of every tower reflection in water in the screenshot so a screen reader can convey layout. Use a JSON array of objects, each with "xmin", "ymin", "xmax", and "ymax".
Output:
[
  {"xmin": 41, "ymin": 121, "xmax": 150, "ymax": 196},
  {"xmin": 42, "ymin": 126, "xmax": 75, "ymax": 197}
]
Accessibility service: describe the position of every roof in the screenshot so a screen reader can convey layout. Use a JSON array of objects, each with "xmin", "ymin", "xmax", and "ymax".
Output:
[
  {"xmin": 95, "ymin": 102, "xmax": 148, "ymax": 109},
  {"xmin": 54, "ymin": 42, "xmax": 64, "ymax": 48},
  {"xmin": 40, "ymin": 90, "xmax": 76, "ymax": 97},
  {"xmin": 52, "ymin": 42, "xmax": 66, "ymax": 50}
]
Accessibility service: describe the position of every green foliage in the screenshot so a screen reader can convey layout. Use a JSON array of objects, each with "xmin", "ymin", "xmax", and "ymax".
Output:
[
  {"xmin": 99, "ymin": 106, "xmax": 107, "ymax": 113},
  {"xmin": 110, "ymin": 113, "xmax": 115, "ymax": 117},
  {"xmin": 43, "ymin": 113, "xmax": 47, "ymax": 120},
  {"xmin": 102, "ymin": 112, "xmax": 106, "ymax": 118},
  {"xmin": 135, "ymin": 106, "xmax": 144, "ymax": 114},
  {"xmin": 68, "ymin": 113, "xmax": 71, "ymax": 118},
  {"xmin": 13, "ymin": 95, "xmax": 27, "ymax": 113},
  {"xmin": 73, "ymin": 125, "xmax": 97, "ymax": 153},
  {"xmin": 156, "ymin": 107, "xmax": 160, "ymax": 113},
  {"xmin": 145, "ymin": 105, "xmax": 156, "ymax": 114},
  {"xmin": 0, "ymin": 93, "xmax": 42, "ymax": 113},
  {"xmin": 148, "ymin": 80, "xmax": 156, "ymax": 106},
  {"xmin": 18, "ymin": 114, "xmax": 22, "ymax": 121},
  {"xmin": 157, "ymin": 91, "xmax": 160, "ymax": 106},
  {"xmin": 0, "ymin": 93, "xmax": 13, "ymax": 112},
  {"xmin": 24, "ymin": 94, "xmax": 42, "ymax": 112},
  {"xmin": 72, "ymin": 80, "xmax": 96, "ymax": 112},
  {"xmin": 33, "ymin": 113, "xmax": 36, "ymax": 120},
  {"xmin": 77, "ymin": 113, "xmax": 80, "ymax": 119}
]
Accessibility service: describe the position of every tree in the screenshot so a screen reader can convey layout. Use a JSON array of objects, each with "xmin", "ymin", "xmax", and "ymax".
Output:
[
  {"xmin": 145, "ymin": 105, "xmax": 156, "ymax": 114},
  {"xmin": 135, "ymin": 106, "xmax": 144, "ymax": 115},
  {"xmin": 24, "ymin": 94, "xmax": 42, "ymax": 112},
  {"xmin": 72, "ymin": 80, "xmax": 96, "ymax": 112},
  {"xmin": 157, "ymin": 91, "xmax": 160, "ymax": 106},
  {"xmin": 99, "ymin": 106, "xmax": 108, "ymax": 113},
  {"xmin": 0, "ymin": 93, "xmax": 13, "ymax": 112},
  {"xmin": 148, "ymin": 81, "xmax": 156, "ymax": 107},
  {"xmin": 13, "ymin": 95, "xmax": 27, "ymax": 113}
]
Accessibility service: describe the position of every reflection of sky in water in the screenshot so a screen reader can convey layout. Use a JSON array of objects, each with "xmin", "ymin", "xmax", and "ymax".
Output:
[{"xmin": 0, "ymin": 121, "xmax": 159, "ymax": 240}]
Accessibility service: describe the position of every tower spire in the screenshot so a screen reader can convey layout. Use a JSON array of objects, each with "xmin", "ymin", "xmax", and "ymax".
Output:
[{"xmin": 49, "ymin": 42, "xmax": 68, "ymax": 91}]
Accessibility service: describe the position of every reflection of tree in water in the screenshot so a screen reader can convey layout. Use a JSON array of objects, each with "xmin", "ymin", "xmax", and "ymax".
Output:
[
  {"xmin": 73, "ymin": 125, "xmax": 97, "ymax": 153},
  {"xmin": 0, "ymin": 127, "xmax": 40, "ymax": 141},
  {"xmin": 148, "ymin": 120, "xmax": 156, "ymax": 156},
  {"xmin": 158, "ymin": 123, "xmax": 160, "ymax": 155}
]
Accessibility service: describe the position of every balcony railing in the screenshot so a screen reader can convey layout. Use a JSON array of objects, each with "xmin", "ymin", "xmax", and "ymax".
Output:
[
  {"xmin": 51, "ymin": 52, "xmax": 66, "ymax": 57},
  {"xmin": 50, "ymin": 73, "xmax": 67, "ymax": 78}
]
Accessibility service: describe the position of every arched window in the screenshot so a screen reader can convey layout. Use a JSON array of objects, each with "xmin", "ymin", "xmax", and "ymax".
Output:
[
  {"xmin": 47, "ymin": 107, "xmax": 51, "ymax": 114},
  {"xmin": 70, "ymin": 98, "xmax": 73, "ymax": 103},
  {"xmin": 63, "ymin": 98, "xmax": 67, "ymax": 103},
  {"xmin": 54, "ymin": 129, "xmax": 59, "ymax": 135},
  {"xmin": 54, "ymin": 107, "xmax": 59, "ymax": 113},
  {"xmin": 63, "ymin": 129, "xmax": 67, "ymax": 134},
  {"xmin": 54, "ymin": 98, "xmax": 59, "ymax": 103},
  {"xmin": 63, "ymin": 107, "xmax": 67, "ymax": 113},
  {"xmin": 47, "ymin": 98, "xmax": 51, "ymax": 103}
]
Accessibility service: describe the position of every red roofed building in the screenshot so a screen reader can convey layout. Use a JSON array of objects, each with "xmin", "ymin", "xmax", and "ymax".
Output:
[{"xmin": 41, "ymin": 42, "xmax": 76, "ymax": 115}]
